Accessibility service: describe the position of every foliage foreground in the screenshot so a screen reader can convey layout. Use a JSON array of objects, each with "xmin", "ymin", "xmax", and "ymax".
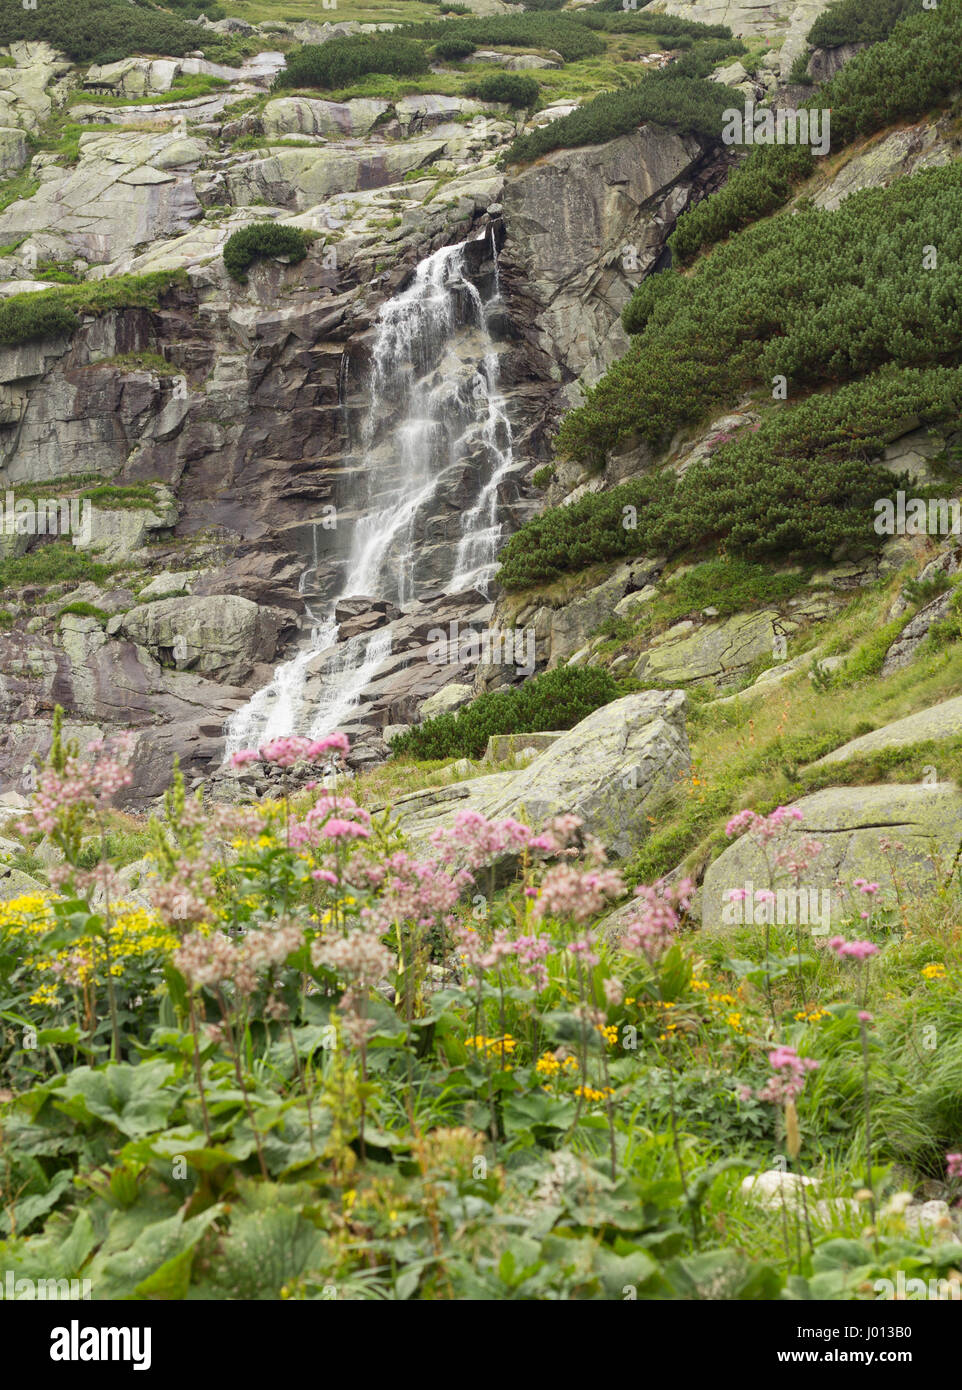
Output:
[{"xmin": 0, "ymin": 716, "xmax": 960, "ymax": 1301}]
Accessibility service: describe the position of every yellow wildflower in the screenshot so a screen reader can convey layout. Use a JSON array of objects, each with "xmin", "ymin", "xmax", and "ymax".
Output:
[{"xmin": 574, "ymin": 1085, "xmax": 613, "ymax": 1103}]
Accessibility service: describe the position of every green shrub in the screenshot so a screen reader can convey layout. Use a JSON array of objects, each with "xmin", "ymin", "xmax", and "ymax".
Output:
[
  {"xmin": 672, "ymin": 0, "xmax": 962, "ymax": 263},
  {"xmin": 621, "ymin": 269, "xmax": 681, "ymax": 335},
  {"xmin": 0, "ymin": 0, "xmax": 223, "ymax": 64},
  {"xmin": 390, "ymin": 665, "xmax": 619, "ymax": 760},
  {"xmin": 466, "ymin": 73, "xmax": 539, "ymax": 108},
  {"xmin": 0, "ymin": 296, "xmax": 77, "ymax": 345},
  {"xmin": 275, "ymin": 35, "xmax": 430, "ymax": 90},
  {"xmin": 404, "ymin": 15, "xmax": 606, "ymax": 63},
  {"xmin": 507, "ymin": 73, "xmax": 734, "ymax": 164},
  {"xmin": 808, "ymin": 0, "xmax": 923, "ymax": 49},
  {"xmin": 432, "ymin": 38, "xmax": 476, "ymax": 59},
  {"xmin": 497, "ymin": 366, "xmax": 962, "ymax": 588},
  {"xmin": 78, "ymin": 482, "xmax": 160, "ymax": 510},
  {"xmin": 668, "ymin": 37, "xmax": 747, "ymax": 78},
  {"xmin": 0, "ymin": 271, "xmax": 186, "ymax": 347},
  {"xmin": 560, "ymin": 164, "xmax": 962, "ymax": 463},
  {"xmin": 788, "ymin": 50, "xmax": 814, "ymax": 84},
  {"xmin": 531, "ymin": 464, "xmax": 554, "ymax": 488},
  {"xmin": 222, "ymin": 224, "xmax": 313, "ymax": 283},
  {"xmin": 579, "ymin": 5, "xmax": 735, "ymax": 40}
]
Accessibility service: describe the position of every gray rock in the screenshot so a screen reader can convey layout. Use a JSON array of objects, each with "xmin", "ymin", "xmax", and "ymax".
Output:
[
  {"xmin": 0, "ymin": 865, "xmax": 45, "ymax": 901},
  {"xmin": 702, "ymin": 784, "xmax": 962, "ymax": 931},
  {"xmin": 119, "ymin": 595, "xmax": 288, "ymax": 686},
  {"xmin": 711, "ymin": 61, "xmax": 750, "ymax": 86},
  {"xmin": 137, "ymin": 570, "xmax": 198, "ymax": 600},
  {"xmin": 807, "ymin": 42, "xmax": 869, "ymax": 85},
  {"xmin": 814, "ymin": 115, "xmax": 954, "ymax": 212},
  {"xmin": 502, "ymin": 126, "xmax": 712, "ymax": 388},
  {"xmin": 387, "ymin": 689, "xmax": 689, "ymax": 858},
  {"xmin": 613, "ymin": 585, "xmax": 658, "ymax": 618},
  {"xmin": 262, "ymin": 96, "xmax": 390, "ymax": 140},
  {"xmin": 881, "ymin": 595, "xmax": 952, "ymax": 676},
  {"xmin": 419, "ymin": 682, "xmax": 475, "ymax": 721},
  {"xmin": 484, "ymin": 731, "xmax": 563, "ymax": 764},
  {"xmin": 811, "ymin": 696, "xmax": 962, "ymax": 767},
  {"xmin": 0, "ymin": 126, "xmax": 28, "ymax": 174},
  {"xmin": 75, "ymin": 497, "xmax": 176, "ymax": 562},
  {"xmin": 481, "ymin": 689, "xmax": 690, "ymax": 857},
  {"xmin": 632, "ymin": 609, "xmax": 792, "ymax": 686}
]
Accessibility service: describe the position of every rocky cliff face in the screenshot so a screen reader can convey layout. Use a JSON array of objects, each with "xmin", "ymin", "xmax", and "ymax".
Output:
[{"xmin": 0, "ymin": 31, "xmax": 733, "ymax": 800}]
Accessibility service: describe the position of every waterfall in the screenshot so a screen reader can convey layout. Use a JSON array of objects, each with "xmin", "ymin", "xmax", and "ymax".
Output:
[{"xmin": 223, "ymin": 232, "xmax": 515, "ymax": 758}]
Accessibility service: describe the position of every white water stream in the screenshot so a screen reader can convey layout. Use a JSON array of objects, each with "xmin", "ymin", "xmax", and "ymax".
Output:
[{"xmin": 224, "ymin": 232, "xmax": 516, "ymax": 756}]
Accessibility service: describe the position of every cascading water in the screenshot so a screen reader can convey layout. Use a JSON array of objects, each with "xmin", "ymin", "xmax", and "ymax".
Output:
[{"xmin": 224, "ymin": 232, "xmax": 517, "ymax": 757}]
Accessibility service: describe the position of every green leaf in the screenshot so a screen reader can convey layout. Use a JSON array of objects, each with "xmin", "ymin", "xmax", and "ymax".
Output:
[
  {"xmin": 134, "ymin": 1242, "xmax": 197, "ymax": 1301},
  {"xmin": 87, "ymin": 1205, "xmax": 222, "ymax": 1301},
  {"xmin": 55, "ymin": 1060, "xmax": 180, "ymax": 1137},
  {"xmin": 395, "ymin": 1265, "xmax": 421, "ymax": 1300}
]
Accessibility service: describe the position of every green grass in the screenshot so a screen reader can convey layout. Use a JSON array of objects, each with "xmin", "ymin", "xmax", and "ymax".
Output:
[
  {"xmin": 78, "ymin": 481, "xmax": 162, "ymax": 510},
  {"xmin": 29, "ymin": 119, "xmax": 162, "ymax": 167},
  {"xmin": 593, "ymin": 558, "xmax": 812, "ymax": 650},
  {"xmin": 0, "ymin": 271, "xmax": 188, "ymax": 347},
  {"xmin": 57, "ymin": 600, "xmax": 109, "ymax": 625},
  {"xmin": 621, "ymin": 571, "xmax": 962, "ymax": 888},
  {"xmin": 0, "ymin": 171, "xmax": 39, "ymax": 216},
  {"xmin": 228, "ymin": 0, "xmax": 439, "ymax": 22},
  {"xmin": 0, "ymin": 543, "xmax": 116, "ymax": 594},
  {"xmin": 271, "ymin": 30, "xmax": 717, "ymax": 108},
  {"xmin": 85, "ymin": 351, "xmax": 179, "ymax": 376}
]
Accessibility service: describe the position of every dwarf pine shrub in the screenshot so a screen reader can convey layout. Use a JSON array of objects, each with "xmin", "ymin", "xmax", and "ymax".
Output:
[
  {"xmin": 497, "ymin": 366, "xmax": 962, "ymax": 588},
  {"xmin": 432, "ymin": 37, "xmax": 477, "ymax": 59},
  {"xmin": 466, "ymin": 74, "xmax": 539, "ymax": 108},
  {"xmin": 671, "ymin": 0, "xmax": 962, "ymax": 263},
  {"xmin": 506, "ymin": 73, "xmax": 735, "ymax": 164},
  {"xmin": 405, "ymin": 14, "xmax": 606, "ymax": 62},
  {"xmin": 223, "ymin": 224, "xmax": 313, "ymax": 282},
  {"xmin": 390, "ymin": 665, "xmax": 618, "ymax": 760},
  {"xmin": 276, "ymin": 35, "xmax": 430, "ymax": 90},
  {"xmin": 0, "ymin": 0, "xmax": 225, "ymax": 64},
  {"xmin": 808, "ymin": 0, "xmax": 924, "ymax": 49},
  {"xmin": 560, "ymin": 163, "xmax": 962, "ymax": 464}
]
